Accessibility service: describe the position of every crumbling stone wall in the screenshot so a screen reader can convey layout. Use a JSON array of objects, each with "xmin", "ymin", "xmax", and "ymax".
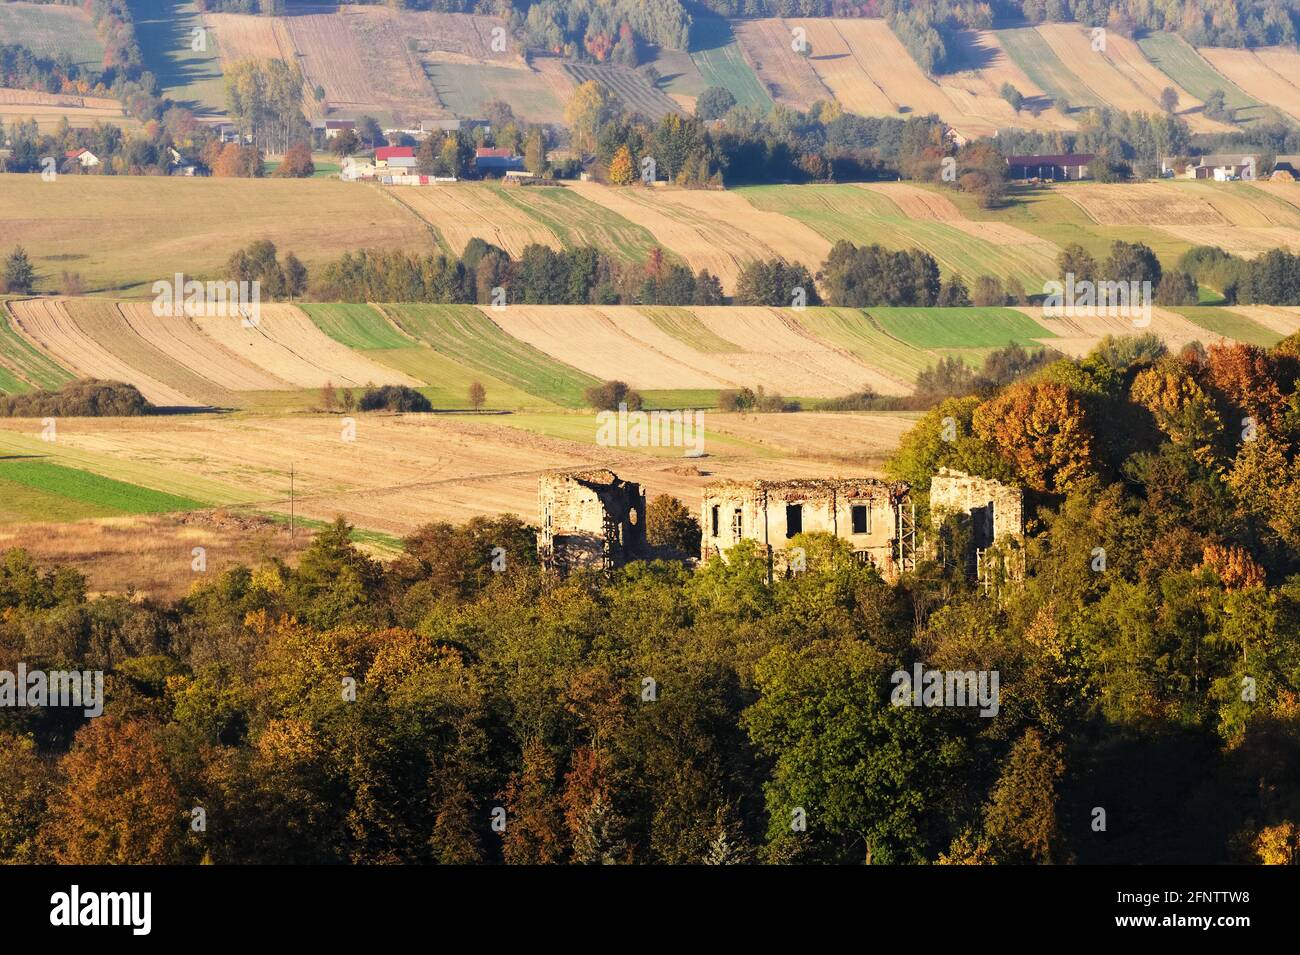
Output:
[
  {"xmin": 538, "ymin": 469, "xmax": 646, "ymax": 572},
  {"xmin": 928, "ymin": 468, "xmax": 1024, "ymax": 547},
  {"xmin": 700, "ymin": 478, "xmax": 911, "ymax": 579}
]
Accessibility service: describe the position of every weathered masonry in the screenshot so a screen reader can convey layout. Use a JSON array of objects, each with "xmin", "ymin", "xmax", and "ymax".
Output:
[
  {"xmin": 538, "ymin": 469, "xmax": 646, "ymax": 572},
  {"xmin": 700, "ymin": 478, "xmax": 915, "ymax": 580},
  {"xmin": 928, "ymin": 468, "xmax": 1025, "ymax": 580}
]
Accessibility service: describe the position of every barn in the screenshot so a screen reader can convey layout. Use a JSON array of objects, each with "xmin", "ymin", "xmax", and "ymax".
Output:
[{"xmin": 1006, "ymin": 153, "xmax": 1095, "ymax": 181}]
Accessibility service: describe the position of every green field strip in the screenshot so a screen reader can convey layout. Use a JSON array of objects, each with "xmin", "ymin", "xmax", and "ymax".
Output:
[
  {"xmin": 489, "ymin": 184, "xmax": 662, "ymax": 263},
  {"xmin": 62, "ymin": 300, "xmax": 234, "ymax": 408},
  {"xmin": 639, "ymin": 388, "xmax": 724, "ymax": 409},
  {"xmin": 300, "ymin": 303, "xmax": 412, "ymax": 351},
  {"xmin": 0, "ymin": 478, "xmax": 121, "ymax": 523},
  {"xmin": 868, "ymin": 307, "xmax": 1057, "ymax": 349},
  {"xmin": 1136, "ymin": 33, "xmax": 1274, "ymax": 125},
  {"xmin": 367, "ymin": 348, "xmax": 552, "ymax": 410},
  {"xmin": 423, "ymin": 61, "xmax": 563, "ymax": 122},
  {"xmin": 379, "ymin": 304, "xmax": 598, "ymax": 408},
  {"xmin": 689, "ymin": 15, "xmax": 774, "ymax": 111},
  {"xmin": 638, "ymin": 306, "xmax": 743, "ymax": 353},
  {"xmin": 737, "ymin": 184, "xmax": 1059, "ymax": 288},
  {"xmin": 0, "ymin": 364, "xmax": 27, "ymax": 395},
  {"xmin": 0, "ymin": 306, "xmax": 75, "ymax": 392},
  {"xmin": 127, "ymin": 0, "xmax": 226, "ymax": 116},
  {"xmin": 791, "ymin": 308, "xmax": 934, "ymax": 383},
  {"xmin": 1170, "ymin": 307, "xmax": 1282, "ymax": 347},
  {"xmin": 998, "ymin": 27, "xmax": 1104, "ymax": 111},
  {"xmin": 0, "ymin": 431, "xmax": 259, "ymax": 506},
  {"xmin": 0, "ymin": 458, "xmax": 205, "ymax": 517}
]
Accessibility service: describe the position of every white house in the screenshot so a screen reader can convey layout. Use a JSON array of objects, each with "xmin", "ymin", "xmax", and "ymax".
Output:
[{"xmin": 65, "ymin": 148, "xmax": 99, "ymax": 168}]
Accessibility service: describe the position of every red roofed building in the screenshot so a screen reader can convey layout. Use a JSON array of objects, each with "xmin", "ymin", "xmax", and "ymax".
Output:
[
  {"xmin": 375, "ymin": 146, "xmax": 415, "ymax": 167},
  {"xmin": 64, "ymin": 147, "xmax": 100, "ymax": 168}
]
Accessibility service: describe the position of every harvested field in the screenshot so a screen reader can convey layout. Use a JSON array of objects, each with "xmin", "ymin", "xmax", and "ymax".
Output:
[
  {"xmin": 1155, "ymin": 226, "xmax": 1300, "ymax": 258},
  {"xmin": 1171, "ymin": 306, "xmax": 1284, "ymax": 347},
  {"xmin": 203, "ymin": 11, "xmax": 295, "ymax": 64},
  {"xmin": 8, "ymin": 299, "xmax": 198, "ymax": 407},
  {"xmin": 193, "ymin": 304, "xmax": 419, "ymax": 390},
  {"xmin": 0, "ymin": 87, "xmax": 128, "ymax": 127},
  {"xmin": 0, "ymin": 2, "xmax": 102, "ymax": 68},
  {"xmin": 563, "ymin": 181, "xmax": 831, "ymax": 291},
  {"xmin": 1251, "ymin": 179, "xmax": 1300, "ymax": 211},
  {"xmin": 704, "ymin": 411, "xmax": 920, "ymax": 464},
  {"xmin": 115, "ymin": 302, "xmax": 291, "ymax": 392},
  {"xmin": 60, "ymin": 299, "xmax": 239, "ymax": 407},
  {"xmin": 1137, "ymin": 32, "xmax": 1274, "ymax": 125},
  {"xmin": 731, "ymin": 18, "xmax": 830, "ymax": 109},
  {"xmin": 791, "ymin": 308, "xmax": 945, "ymax": 386},
  {"xmin": 997, "ymin": 26, "xmax": 1103, "ymax": 111},
  {"xmin": 942, "ymin": 30, "xmax": 1073, "ymax": 131},
  {"xmin": 489, "ymin": 184, "xmax": 661, "ymax": 264},
  {"xmin": 1063, "ymin": 182, "xmax": 1229, "ymax": 226},
  {"xmin": 857, "ymin": 181, "xmax": 1065, "ymax": 253},
  {"xmin": 1034, "ymin": 24, "xmax": 1226, "ymax": 133},
  {"xmin": 0, "ymin": 511, "xmax": 310, "ymax": 601},
  {"xmin": 0, "ymin": 174, "xmax": 432, "ymax": 297},
  {"xmin": 381, "ymin": 304, "xmax": 596, "ymax": 408},
  {"xmin": 424, "ymin": 59, "xmax": 564, "ymax": 123},
  {"xmin": 741, "ymin": 184, "xmax": 1060, "ymax": 289},
  {"xmin": 687, "ymin": 306, "xmax": 892, "ymax": 397},
  {"xmin": 1224, "ymin": 306, "xmax": 1300, "ymax": 338},
  {"xmin": 1200, "ymin": 46, "xmax": 1300, "ymax": 125},
  {"xmin": 485, "ymin": 306, "xmax": 733, "ymax": 391},
  {"xmin": 387, "ymin": 184, "xmax": 562, "ymax": 258},
  {"xmin": 1017, "ymin": 305, "xmax": 1220, "ymax": 354},
  {"xmin": 564, "ymin": 61, "xmax": 683, "ymax": 119}
]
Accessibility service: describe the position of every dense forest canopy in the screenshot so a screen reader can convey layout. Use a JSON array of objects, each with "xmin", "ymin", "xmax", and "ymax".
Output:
[{"xmin": 3, "ymin": 333, "xmax": 1300, "ymax": 864}]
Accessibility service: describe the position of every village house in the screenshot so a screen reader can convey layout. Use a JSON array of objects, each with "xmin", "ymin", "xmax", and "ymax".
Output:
[
  {"xmin": 700, "ymin": 478, "xmax": 915, "ymax": 581},
  {"xmin": 1166, "ymin": 153, "xmax": 1259, "ymax": 180},
  {"xmin": 374, "ymin": 145, "xmax": 417, "ymax": 170},
  {"xmin": 316, "ymin": 119, "xmax": 356, "ymax": 140},
  {"xmin": 537, "ymin": 469, "xmax": 647, "ymax": 572},
  {"xmin": 1006, "ymin": 153, "xmax": 1095, "ymax": 181},
  {"xmin": 475, "ymin": 147, "xmax": 526, "ymax": 175},
  {"xmin": 65, "ymin": 148, "xmax": 99, "ymax": 169}
]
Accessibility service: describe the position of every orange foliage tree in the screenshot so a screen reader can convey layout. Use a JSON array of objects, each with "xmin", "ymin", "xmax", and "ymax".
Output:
[
  {"xmin": 972, "ymin": 380, "xmax": 1096, "ymax": 493},
  {"xmin": 1130, "ymin": 358, "xmax": 1224, "ymax": 468}
]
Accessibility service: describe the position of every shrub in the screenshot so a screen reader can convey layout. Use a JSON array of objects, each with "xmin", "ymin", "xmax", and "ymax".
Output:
[
  {"xmin": 0, "ymin": 380, "xmax": 152, "ymax": 417},
  {"xmin": 584, "ymin": 380, "xmax": 642, "ymax": 411},
  {"xmin": 357, "ymin": 385, "xmax": 432, "ymax": 413}
]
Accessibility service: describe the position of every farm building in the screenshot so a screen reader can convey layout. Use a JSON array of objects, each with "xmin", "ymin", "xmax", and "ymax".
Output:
[
  {"xmin": 375, "ymin": 146, "xmax": 416, "ymax": 168},
  {"xmin": 64, "ymin": 148, "xmax": 99, "ymax": 168},
  {"xmin": 1272, "ymin": 155, "xmax": 1300, "ymax": 181},
  {"xmin": 476, "ymin": 147, "xmax": 526, "ymax": 174},
  {"xmin": 538, "ymin": 469, "xmax": 647, "ymax": 573},
  {"xmin": 929, "ymin": 468, "xmax": 1025, "ymax": 580},
  {"xmin": 315, "ymin": 119, "xmax": 356, "ymax": 140},
  {"xmin": 1184, "ymin": 154, "xmax": 1258, "ymax": 180},
  {"xmin": 700, "ymin": 478, "xmax": 915, "ymax": 581},
  {"xmin": 1006, "ymin": 154, "xmax": 1095, "ymax": 180}
]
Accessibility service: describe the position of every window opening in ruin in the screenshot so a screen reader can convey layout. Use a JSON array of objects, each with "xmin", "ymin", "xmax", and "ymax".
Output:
[
  {"xmin": 851, "ymin": 504, "xmax": 869, "ymax": 534},
  {"xmin": 711, "ymin": 505, "xmax": 719, "ymax": 537},
  {"xmin": 785, "ymin": 503, "xmax": 803, "ymax": 538},
  {"xmin": 731, "ymin": 509, "xmax": 742, "ymax": 539}
]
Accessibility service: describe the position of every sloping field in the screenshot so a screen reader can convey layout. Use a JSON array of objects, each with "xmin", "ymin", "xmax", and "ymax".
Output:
[
  {"xmin": 740, "ymin": 183, "xmax": 1059, "ymax": 288},
  {"xmin": 131, "ymin": 0, "xmax": 226, "ymax": 116},
  {"xmin": 870, "ymin": 307, "xmax": 1056, "ymax": 349},
  {"xmin": 8, "ymin": 299, "xmax": 198, "ymax": 407},
  {"xmin": 0, "ymin": 2, "xmax": 102, "ymax": 68},
  {"xmin": 489, "ymin": 185, "xmax": 661, "ymax": 264},
  {"xmin": 859, "ymin": 182, "xmax": 1064, "ymax": 252},
  {"xmin": 638, "ymin": 306, "xmax": 744, "ymax": 353},
  {"xmin": 1225, "ymin": 306, "xmax": 1300, "ymax": 337},
  {"xmin": 61, "ymin": 299, "xmax": 238, "ymax": 407},
  {"xmin": 687, "ymin": 306, "xmax": 895, "ymax": 397},
  {"xmin": 300, "ymin": 303, "xmax": 545, "ymax": 409},
  {"xmin": 791, "ymin": 308, "xmax": 939, "ymax": 385},
  {"xmin": 1, "ymin": 175, "xmax": 431, "ymax": 297},
  {"xmin": 203, "ymin": 10, "xmax": 294, "ymax": 63},
  {"xmin": 731, "ymin": 18, "xmax": 830, "ymax": 109},
  {"xmin": 1200, "ymin": 46, "xmax": 1300, "ymax": 125},
  {"xmin": 1018, "ymin": 305, "xmax": 1223, "ymax": 354},
  {"xmin": 690, "ymin": 15, "xmax": 773, "ymax": 111},
  {"xmin": 381, "ymin": 304, "xmax": 597, "ymax": 408},
  {"xmin": 424, "ymin": 59, "xmax": 564, "ymax": 123},
  {"xmin": 1064, "ymin": 182, "xmax": 1229, "ymax": 225},
  {"xmin": 941, "ymin": 29, "xmax": 1073, "ymax": 131},
  {"xmin": 387, "ymin": 184, "xmax": 562, "ymax": 258},
  {"xmin": 0, "ymin": 87, "xmax": 127, "ymax": 129},
  {"xmin": 998, "ymin": 25, "xmax": 1103, "ymax": 111},
  {"xmin": 194, "ymin": 304, "xmax": 418, "ymax": 390},
  {"xmin": 791, "ymin": 18, "xmax": 894, "ymax": 117},
  {"xmin": 115, "ymin": 302, "xmax": 291, "ymax": 392},
  {"xmin": 1137, "ymin": 32, "xmax": 1272, "ymax": 125},
  {"xmin": 1033, "ymin": 24, "xmax": 1226, "ymax": 133},
  {"xmin": 485, "ymin": 306, "xmax": 733, "ymax": 391},
  {"xmin": 564, "ymin": 61, "xmax": 683, "ymax": 119},
  {"xmin": 1169, "ymin": 306, "xmax": 1284, "ymax": 347},
  {"xmin": 0, "ymin": 305, "xmax": 73, "ymax": 393},
  {"xmin": 563, "ymin": 181, "xmax": 831, "ymax": 291}
]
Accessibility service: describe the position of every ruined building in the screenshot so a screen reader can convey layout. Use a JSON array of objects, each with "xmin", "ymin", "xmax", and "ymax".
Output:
[
  {"xmin": 928, "ymin": 468, "xmax": 1025, "ymax": 581},
  {"xmin": 538, "ymin": 469, "xmax": 646, "ymax": 572},
  {"xmin": 700, "ymin": 478, "xmax": 915, "ymax": 580}
]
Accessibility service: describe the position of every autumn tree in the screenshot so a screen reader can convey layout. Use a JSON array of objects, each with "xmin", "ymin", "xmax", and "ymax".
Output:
[
  {"xmin": 646, "ymin": 494, "xmax": 701, "ymax": 556},
  {"xmin": 468, "ymin": 380, "xmax": 486, "ymax": 411},
  {"xmin": 972, "ymin": 380, "xmax": 1097, "ymax": 493},
  {"xmin": 565, "ymin": 80, "xmax": 612, "ymax": 155},
  {"xmin": 607, "ymin": 143, "xmax": 635, "ymax": 185}
]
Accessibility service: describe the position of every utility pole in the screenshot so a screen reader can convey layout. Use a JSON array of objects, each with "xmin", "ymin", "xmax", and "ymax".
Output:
[{"xmin": 289, "ymin": 463, "xmax": 295, "ymax": 541}]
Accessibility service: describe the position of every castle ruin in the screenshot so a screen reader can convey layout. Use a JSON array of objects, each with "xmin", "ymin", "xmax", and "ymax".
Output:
[
  {"xmin": 537, "ymin": 469, "xmax": 646, "ymax": 572},
  {"xmin": 928, "ymin": 468, "xmax": 1025, "ymax": 580},
  {"xmin": 700, "ymin": 478, "xmax": 915, "ymax": 580}
]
